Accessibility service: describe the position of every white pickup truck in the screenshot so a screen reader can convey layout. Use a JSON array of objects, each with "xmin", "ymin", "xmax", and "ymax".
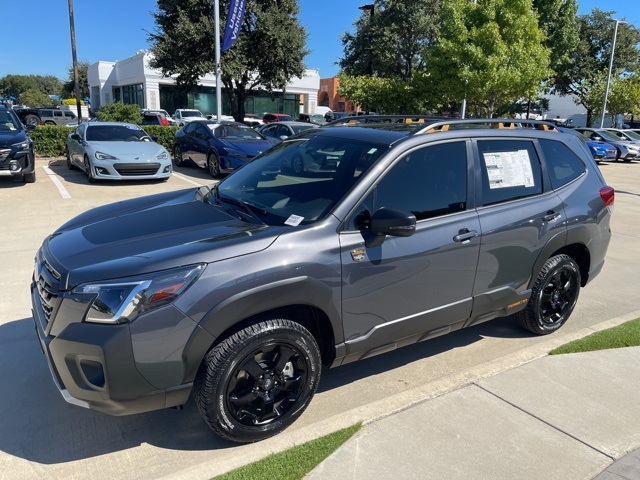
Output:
[{"xmin": 173, "ymin": 109, "xmax": 208, "ymax": 126}]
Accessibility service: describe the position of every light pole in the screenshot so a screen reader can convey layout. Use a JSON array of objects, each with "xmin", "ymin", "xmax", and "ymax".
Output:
[
  {"xmin": 68, "ymin": 0, "xmax": 82, "ymax": 122},
  {"xmin": 358, "ymin": 4, "xmax": 375, "ymax": 76},
  {"xmin": 600, "ymin": 19, "xmax": 626, "ymax": 128}
]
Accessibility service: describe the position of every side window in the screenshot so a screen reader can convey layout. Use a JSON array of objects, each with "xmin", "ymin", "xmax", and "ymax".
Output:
[
  {"xmin": 347, "ymin": 141, "xmax": 468, "ymax": 227},
  {"xmin": 477, "ymin": 140, "xmax": 542, "ymax": 206},
  {"xmin": 54, "ymin": 111, "xmax": 62, "ymax": 117},
  {"xmin": 539, "ymin": 139, "xmax": 586, "ymax": 189},
  {"xmin": 195, "ymin": 124, "xmax": 209, "ymax": 139},
  {"xmin": 183, "ymin": 122, "xmax": 197, "ymax": 135}
]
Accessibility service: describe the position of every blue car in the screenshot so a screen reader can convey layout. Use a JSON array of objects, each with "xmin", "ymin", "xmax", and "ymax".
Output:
[
  {"xmin": 173, "ymin": 120, "xmax": 275, "ymax": 178},
  {"xmin": 558, "ymin": 127, "xmax": 616, "ymax": 163}
]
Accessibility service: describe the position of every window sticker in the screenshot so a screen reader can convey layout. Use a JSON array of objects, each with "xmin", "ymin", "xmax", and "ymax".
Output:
[
  {"xmin": 284, "ymin": 214, "xmax": 304, "ymax": 226},
  {"xmin": 483, "ymin": 150, "xmax": 535, "ymax": 189}
]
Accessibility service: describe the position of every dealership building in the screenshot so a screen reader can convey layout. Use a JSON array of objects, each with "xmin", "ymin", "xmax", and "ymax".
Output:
[{"xmin": 87, "ymin": 50, "xmax": 321, "ymax": 118}]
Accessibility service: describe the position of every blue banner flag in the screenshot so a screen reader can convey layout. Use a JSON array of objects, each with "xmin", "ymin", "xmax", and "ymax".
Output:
[{"xmin": 222, "ymin": 0, "xmax": 247, "ymax": 52}]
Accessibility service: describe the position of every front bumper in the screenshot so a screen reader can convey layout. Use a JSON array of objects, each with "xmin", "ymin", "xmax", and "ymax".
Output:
[
  {"xmin": 0, "ymin": 147, "xmax": 34, "ymax": 177},
  {"xmin": 89, "ymin": 157, "xmax": 172, "ymax": 181},
  {"xmin": 31, "ymin": 269, "xmax": 193, "ymax": 415}
]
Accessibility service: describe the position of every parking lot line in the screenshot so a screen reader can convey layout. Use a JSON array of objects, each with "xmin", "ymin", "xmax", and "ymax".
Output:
[
  {"xmin": 172, "ymin": 172, "xmax": 207, "ymax": 186},
  {"xmin": 43, "ymin": 165, "xmax": 71, "ymax": 199}
]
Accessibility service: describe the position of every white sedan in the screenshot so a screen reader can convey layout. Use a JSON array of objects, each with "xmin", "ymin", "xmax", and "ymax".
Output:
[{"xmin": 65, "ymin": 122, "xmax": 172, "ymax": 182}]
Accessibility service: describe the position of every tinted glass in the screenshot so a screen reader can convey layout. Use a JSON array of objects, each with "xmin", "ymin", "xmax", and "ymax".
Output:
[
  {"xmin": 212, "ymin": 124, "xmax": 263, "ymax": 140},
  {"xmin": 539, "ymin": 139, "xmax": 586, "ymax": 189},
  {"xmin": 0, "ymin": 109, "xmax": 21, "ymax": 130},
  {"xmin": 477, "ymin": 140, "xmax": 542, "ymax": 205},
  {"xmin": 86, "ymin": 125, "xmax": 149, "ymax": 142},
  {"xmin": 217, "ymin": 133, "xmax": 388, "ymax": 225},
  {"xmin": 374, "ymin": 142, "xmax": 468, "ymax": 221}
]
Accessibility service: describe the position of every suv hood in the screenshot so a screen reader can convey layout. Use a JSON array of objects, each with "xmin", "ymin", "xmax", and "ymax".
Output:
[
  {"xmin": 45, "ymin": 188, "xmax": 285, "ymax": 289},
  {"xmin": 0, "ymin": 128, "xmax": 27, "ymax": 147}
]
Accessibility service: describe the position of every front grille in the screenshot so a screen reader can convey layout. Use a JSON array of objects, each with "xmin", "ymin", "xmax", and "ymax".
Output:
[
  {"xmin": 35, "ymin": 254, "xmax": 62, "ymax": 324},
  {"xmin": 114, "ymin": 163, "xmax": 160, "ymax": 176}
]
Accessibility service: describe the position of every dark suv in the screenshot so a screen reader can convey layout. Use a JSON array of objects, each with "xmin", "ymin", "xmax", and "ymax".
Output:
[
  {"xmin": 0, "ymin": 105, "xmax": 36, "ymax": 182},
  {"xmin": 31, "ymin": 117, "xmax": 613, "ymax": 443}
]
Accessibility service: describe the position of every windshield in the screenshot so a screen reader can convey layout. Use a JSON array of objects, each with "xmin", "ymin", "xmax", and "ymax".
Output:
[
  {"xmin": 620, "ymin": 130, "xmax": 640, "ymax": 141},
  {"xmin": 291, "ymin": 124, "xmax": 317, "ymax": 134},
  {"xmin": 86, "ymin": 125, "xmax": 150, "ymax": 141},
  {"xmin": 594, "ymin": 130, "xmax": 620, "ymax": 142},
  {"xmin": 210, "ymin": 124, "xmax": 264, "ymax": 140},
  {"xmin": 183, "ymin": 110, "xmax": 204, "ymax": 118},
  {"xmin": 0, "ymin": 109, "xmax": 22, "ymax": 131},
  {"xmin": 216, "ymin": 132, "xmax": 389, "ymax": 226}
]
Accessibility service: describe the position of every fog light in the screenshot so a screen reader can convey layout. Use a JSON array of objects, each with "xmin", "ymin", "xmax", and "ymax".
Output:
[
  {"xmin": 163, "ymin": 165, "xmax": 171, "ymax": 173},
  {"xmin": 9, "ymin": 161, "xmax": 20, "ymax": 172},
  {"xmin": 96, "ymin": 166, "xmax": 109, "ymax": 175}
]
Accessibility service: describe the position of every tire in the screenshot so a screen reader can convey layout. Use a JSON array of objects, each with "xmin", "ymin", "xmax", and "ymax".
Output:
[
  {"xmin": 516, "ymin": 254, "xmax": 581, "ymax": 335},
  {"xmin": 23, "ymin": 171, "xmax": 36, "ymax": 183},
  {"xmin": 84, "ymin": 155, "xmax": 96, "ymax": 183},
  {"xmin": 194, "ymin": 319, "xmax": 321, "ymax": 443},
  {"xmin": 615, "ymin": 149, "xmax": 621, "ymax": 162},
  {"xmin": 173, "ymin": 145, "xmax": 184, "ymax": 167},
  {"xmin": 207, "ymin": 151, "xmax": 221, "ymax": 179},
  {"xmin": 24, "ymin": 115, "xmax": 40, "ymax": 127},
  {"xmin": 65, "ymin": 147, "xmax": 74, "ymax": 170}
]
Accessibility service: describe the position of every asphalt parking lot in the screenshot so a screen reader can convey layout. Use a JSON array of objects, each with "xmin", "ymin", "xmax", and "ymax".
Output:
[{"xmin": 1, "ymin": 157, "xmax": 639, "ymax": 479}]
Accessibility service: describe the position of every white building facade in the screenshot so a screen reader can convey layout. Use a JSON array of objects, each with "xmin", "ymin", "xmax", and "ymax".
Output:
[{"xmin": 88, "ymin": 50, "xmax": 320, "ymax": 118}]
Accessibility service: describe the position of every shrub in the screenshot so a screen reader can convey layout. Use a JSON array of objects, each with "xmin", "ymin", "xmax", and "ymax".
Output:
[
  {"xmin": 28, "ymin": 125, "xmax": 70, "ymax": 157},
  {"xmin": 141, "ymin": 126, "xmax": 179, "ymax": 152},
  {"xmin": 96, "ymin": 102, "xmax": 141, "ymax": 124},
  {"xmin": 62, "ymin": 98, "xmax": 85, "ymax": 106}
]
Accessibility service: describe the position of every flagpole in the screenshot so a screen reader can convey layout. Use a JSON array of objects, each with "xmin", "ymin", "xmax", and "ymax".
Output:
[{"xmin": 214, "ymin": 0, "xmax": 222, "ymax": 121}]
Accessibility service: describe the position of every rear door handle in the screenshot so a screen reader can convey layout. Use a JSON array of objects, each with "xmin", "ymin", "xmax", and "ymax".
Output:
[{"xmin": 453, "ymin": 229, "xmax": 479, "ymax": 243}]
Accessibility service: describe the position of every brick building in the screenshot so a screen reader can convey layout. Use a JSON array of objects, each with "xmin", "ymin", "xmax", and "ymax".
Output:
[{"xmin": 318, "ymin": 77, "xmax": 360, "ymax": 113}]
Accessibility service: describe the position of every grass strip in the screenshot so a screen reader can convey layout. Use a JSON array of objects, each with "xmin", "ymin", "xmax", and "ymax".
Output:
[
  {"xmin": 550, "ymin": 317, "xmax": 640, "ymax": 355},
  {"xmin": 213, "ymin": 423, "xmax": 362, "ymax": 480}
]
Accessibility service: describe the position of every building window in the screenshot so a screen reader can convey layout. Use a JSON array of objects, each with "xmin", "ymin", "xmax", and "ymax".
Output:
[
  {"xmin": 121, "ymin": 84, "xmax": 144, "ymax": 108},
  {"xmin": 319, "ymin": 92, "xmax": 329, "ymax": 107}
]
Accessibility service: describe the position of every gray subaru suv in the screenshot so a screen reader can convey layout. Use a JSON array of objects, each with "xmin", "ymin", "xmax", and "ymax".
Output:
[{"xmin": 31, "ymin": 117, "xmax": 613, "ymax": 443}]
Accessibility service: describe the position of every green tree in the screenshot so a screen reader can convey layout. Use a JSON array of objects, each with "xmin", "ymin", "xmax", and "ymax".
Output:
[
  {"xmin": 148, "ymin": 0, "xmax": 308, "ymax": 122},
  {"xmin": 96, "ymin": 102, "xmax": 141, "ymax": 123},
  {"xmin": 532, "ymin": 0, "xmax": 579, "ymax": 91},
  {"xmin": 555, "ymin": 8, "xmax": 640, "ymax": 125},
  {"xmin": 62, "ymin": 61, "xmax": 90, "ymax": 99},
  {"xmin": 0, "ymin": 75, "xmax": 38, "ymax": 101},
  {"xmin": 426, "ymin": 0, "xmax": 551, "ymax": 117},
  {"xmin": 339, "ymin": 0, "xmax": 440, "ymax": 80},
  {"xmin": 33, "ymin": 75, "xmax": 63, "ymax": 97},
  {"xmin": 607, "ymin": 75, "xmax": 640, "ymax": 125},
  {"xmin": 19, "ymin": 88, "xmax": 57, "ymax": 107}
]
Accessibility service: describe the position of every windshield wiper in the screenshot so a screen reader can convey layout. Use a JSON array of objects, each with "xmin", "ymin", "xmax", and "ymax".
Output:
[{"xmin": 209, "ymin": 185, "xmax": 266, "ymax": 223}]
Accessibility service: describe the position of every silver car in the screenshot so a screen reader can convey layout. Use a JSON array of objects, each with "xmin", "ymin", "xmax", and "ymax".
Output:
[
  {"xmin": 65, "ymin": 122, "xmax": 172, "ymax": 182},
  {"xmin": 575, "ymin": 127, "xmax": 640, "ymax": 162}
]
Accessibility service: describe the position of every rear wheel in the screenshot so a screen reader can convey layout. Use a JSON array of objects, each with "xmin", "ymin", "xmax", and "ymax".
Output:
[
  {"xmin": 207, "ymin": 151, "xmax": 221, "ymax": 179},
  {"xmin": 516, "ymin": 254, "xmax": 580, "ymax": 335},
  {"xmin": 194, "ymin": 319, "xmax": 321, "ymax": 443},
  {"xmin": 65, "ymin": 147, "xmax": 75, "ymax": 169}
]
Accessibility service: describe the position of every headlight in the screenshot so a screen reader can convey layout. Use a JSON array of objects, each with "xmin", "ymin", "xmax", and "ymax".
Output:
[
  {"xmin": 73, "ymin": 264, "xmax": 204, "ymax": 324},
  {"xmin": 222, "ymin": 147, "xmax": 246, "ymax": 157},
  {"xmin": 95, "ymin": 151, "xmax": 117, "ymax": 160},
  {"xmin": 156, "ymin": 151, "xmax": 169, "ymax": 160},
  {"xmin": 12, "ymin": 140, "xmax": 30, "ymax": 150}
]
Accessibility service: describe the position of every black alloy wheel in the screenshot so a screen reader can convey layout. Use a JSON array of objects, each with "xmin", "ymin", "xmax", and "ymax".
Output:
[
  {"xmin": 84, "ymin": 155, "xmax": 96, "ymax": 183},
  {"xmin": 173, "ymin": 145, "xmax": 184, "ymax": 167},
  {"xmin": 207, "ymin": 151, "xmax": 221, "ymax": 179},
  {"xmin": 194, "ymin": 319, "xmax": 321, "ymax": 443},
  {"xmin": 516, "ymin": 254, "xmax": 580, "ymax": 335}
]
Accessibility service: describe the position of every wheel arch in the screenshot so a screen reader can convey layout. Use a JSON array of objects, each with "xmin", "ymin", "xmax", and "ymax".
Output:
[
  {"xmin": 182, "ymin": 277, "xmax": 341, "ymax": 383},
  {"xmin": 530, "ymin": 229, "xmax": 591, "ymax": 290}
]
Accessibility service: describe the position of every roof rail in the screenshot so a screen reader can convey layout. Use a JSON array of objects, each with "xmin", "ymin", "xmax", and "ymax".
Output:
[
  {"xmin": 324, "ymin": 114, "xmax": 445, "ymax": 127},
  {"xmin": 415, "ymin": 118, "xmax": 558, "ymax": 135}
]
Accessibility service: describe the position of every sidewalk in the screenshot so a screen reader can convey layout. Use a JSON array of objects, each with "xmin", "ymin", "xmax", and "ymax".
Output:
[{"xmin": 309, "ymin": 346, "xmax": 640, "ymax": 480}]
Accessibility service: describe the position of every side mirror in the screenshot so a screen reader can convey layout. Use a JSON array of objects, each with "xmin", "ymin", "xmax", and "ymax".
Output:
[
  {"xmin": 365, "ymin": 207, "xmax": 416, "ymax": 248},
  {"xmin": 70, "ymin": 133, "xmax": 81, "ymax": 141}
]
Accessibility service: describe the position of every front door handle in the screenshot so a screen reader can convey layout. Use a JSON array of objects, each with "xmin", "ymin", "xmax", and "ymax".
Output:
[
  {"xmin": 542, "ymin": 210, "xmax": 561, "ymax": 222},
  {"xmin": 453, "ymin": 229, "xmax": 479, "ymax": 243}
]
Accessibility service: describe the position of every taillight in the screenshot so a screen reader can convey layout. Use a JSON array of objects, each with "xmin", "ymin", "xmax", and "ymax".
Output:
[
  {"xmin": 599, "ymin": 186, "xmax": 615, "ymax": 206},
  {"xmin": 161, "ymin": 118, "xmax": 168, "ymax": 126}
]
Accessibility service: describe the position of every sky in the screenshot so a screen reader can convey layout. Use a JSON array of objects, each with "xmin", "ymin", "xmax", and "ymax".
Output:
[{"xmin": 2, "ymin": 0, "xmax": 640, "ymax": 82}]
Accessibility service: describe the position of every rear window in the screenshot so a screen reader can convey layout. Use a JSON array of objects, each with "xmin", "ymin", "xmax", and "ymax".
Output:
[{"xmin": 539, "ymin": 139, "xmax": 586, "ymax": 189}]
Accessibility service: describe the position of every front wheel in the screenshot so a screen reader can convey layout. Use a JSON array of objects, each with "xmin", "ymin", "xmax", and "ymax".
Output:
[
  {"xmin": 207, "ymin": 151, "xmax": 221, "ymax": 179},
  {"xmin": 516, "ymin": 254, "xmax": 581, "ymax": 335},
  {"xmin": 84, "ymin": 155, "xmax": 96, "ymax": 183},
  {"xmin": 194, "ymin": 319, "xmax": 321, "ymax": 443}
]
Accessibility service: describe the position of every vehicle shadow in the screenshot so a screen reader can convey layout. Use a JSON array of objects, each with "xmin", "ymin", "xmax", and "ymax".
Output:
[
  {"xmin": 0, "ymin": 318, "xmax": 233, "ymax": 465},
  {"xmin": 317, "ymin": 315, "xmax": 529, "ymax": 393},
  {"xmin": 0, "ymin": 176, "xmax": 31, "ymax": 188},
  {"xmin": 0, "ymin": 314, "xmax": 532, "ymax": 465}
]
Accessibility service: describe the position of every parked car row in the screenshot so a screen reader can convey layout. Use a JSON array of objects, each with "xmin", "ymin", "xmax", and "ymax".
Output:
[{"xmin": 574, "ymin": 127, "xmax": 640, "ymax": 162}]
